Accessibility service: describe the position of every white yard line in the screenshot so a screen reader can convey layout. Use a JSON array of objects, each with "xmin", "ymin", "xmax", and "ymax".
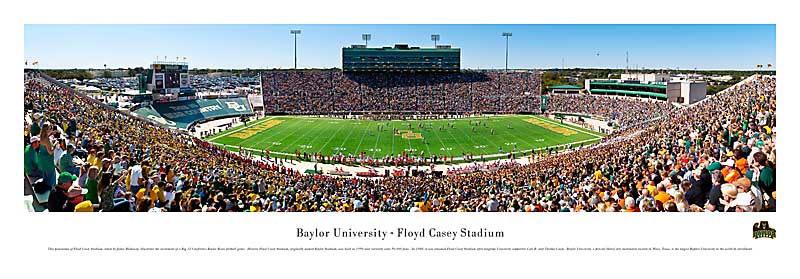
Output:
[{"xmin": 317, "ymin": 119, "xmax": 348, "ymax": 153}]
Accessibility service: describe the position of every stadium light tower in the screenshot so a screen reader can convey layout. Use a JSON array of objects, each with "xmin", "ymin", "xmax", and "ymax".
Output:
[
  {"xmin": 431, "ymin": 34, "xmax": 440, "ymax": 47},
  {"xmin": 362, "ymin": 33, "xmax": 371, "ymax": 47},
  {"xmin": 291, "ymin": 29, "xmax": 302, "ymax": 69},
  {"xmin": 502, "ymin": 32, "xmax": 512, "ymax": 72}
]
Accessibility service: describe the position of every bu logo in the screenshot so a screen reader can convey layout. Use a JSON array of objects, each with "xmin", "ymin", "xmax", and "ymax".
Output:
[{"xmin": 225, "ymin": 101, "xmax": 246, "ymax": 112}]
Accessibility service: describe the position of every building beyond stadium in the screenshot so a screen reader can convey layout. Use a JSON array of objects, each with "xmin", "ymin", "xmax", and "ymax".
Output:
[
  {"xmin": 585, "ymin": 75, "xmax": 707, "ymax": 105},
  {"xmin": 342, "ymin": 44, "xmax": 460, "ymax": 72}
]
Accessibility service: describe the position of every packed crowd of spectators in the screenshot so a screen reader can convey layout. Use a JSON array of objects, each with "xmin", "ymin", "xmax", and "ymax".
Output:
[
  {"xmin": 24, "ymin": 71, "xmax": 776, "ymax": 212},
  {"xmin": 547, "ymin": 94, "xmax": 677, "ymax": 128},
  {"xmin": 262, "ymin": 71, "xmax": 541, "ymax": 114}
]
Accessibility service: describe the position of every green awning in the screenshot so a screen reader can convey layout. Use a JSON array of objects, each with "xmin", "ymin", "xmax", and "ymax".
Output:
[
  {"xmin": 549, "ymin": 85, "xmax": 583, "ymax": 89},
  {"xmin": 590, "ymin": 82, "xmax": 667, "ymax": 89}
]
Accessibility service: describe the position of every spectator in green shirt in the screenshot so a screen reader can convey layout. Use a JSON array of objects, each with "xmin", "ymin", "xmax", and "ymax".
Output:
[
  {"xmin": 24, "ymin": 136, "xmax": 41, "ymax": 177},
  {"xmin": 59, "ymin": 144, "xmax": 79, "ymax": 175},
  {"xmin": 37, "ymin": 122, "xmax": 57, "ymax": 187},
  {"xmin": 30, "ymin": 112, "xmax": 42, "ymax": 136},
  {"xmin": 752, "ymin": 152, "xmax": 775, "ymax": 212},
  {"xmin": 84, "ymin": 166, "xmax": 100, "ymax": 204}
]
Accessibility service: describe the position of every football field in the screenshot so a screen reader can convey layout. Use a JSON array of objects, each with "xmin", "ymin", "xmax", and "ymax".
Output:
[{"xmin": 206, "ymin": 115, "xmax": 605, "ymax": 160}]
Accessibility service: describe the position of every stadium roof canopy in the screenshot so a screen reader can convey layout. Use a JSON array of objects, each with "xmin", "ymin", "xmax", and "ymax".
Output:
[
  {"xmin": 589, "ymin": 89, "xmax": 667, "ymax": 98},
  {"xmin": 590, "ymin": 81, "xmax": 667, "ymax": 89}
]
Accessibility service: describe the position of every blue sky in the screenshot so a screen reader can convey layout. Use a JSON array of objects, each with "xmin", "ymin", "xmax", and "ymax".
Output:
[{"xmin": 24, "ymin": 24, "xmax": 775, "ymax": 70}]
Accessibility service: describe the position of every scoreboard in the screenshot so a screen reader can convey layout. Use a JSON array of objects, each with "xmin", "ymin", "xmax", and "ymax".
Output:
[{"xmin": 150, "ymin": 63, "xmax": 190, "ymax": 94}]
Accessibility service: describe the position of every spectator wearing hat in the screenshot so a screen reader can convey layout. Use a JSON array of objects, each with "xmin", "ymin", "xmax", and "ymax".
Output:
[
  {"xmin": 30, "ymin": 112, "xmax": 42, "ymax": 136},
  {"xmin": 58, "ymin": 143, "xmax": 79, "ymax": 176},
  {"xmin": 64, "ymin": 183, "xmax": 89, "ymax": 212},
  {"xmin": 48, "ymin": 172, "xmax": 84, "ymax": 212},
  {"xmin": 706, "ymin": 161, "xmax": 722, "ymax": 173},
  {"xmin": 24, "ymin": 136, "xmax": 42, "ymax": 179},
  {"xmin": 53, "ymin": 139, "xmax": 66, "ymax": 169},
  {"xmin": 733, "ymin": 178, "xmax": 761, "ymax": 212},
  {"xmin": 74, "ymin": 201, "xmax": 93, "ymax": 212},
  {"xmin": 721, "ymin": 159, "xmax": 741, "ymax": 183}
]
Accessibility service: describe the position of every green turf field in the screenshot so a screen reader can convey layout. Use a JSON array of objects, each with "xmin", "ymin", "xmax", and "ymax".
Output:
[{"xmin": 206, "ymin": 115, "xmax": 605, "ymax": 159}]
